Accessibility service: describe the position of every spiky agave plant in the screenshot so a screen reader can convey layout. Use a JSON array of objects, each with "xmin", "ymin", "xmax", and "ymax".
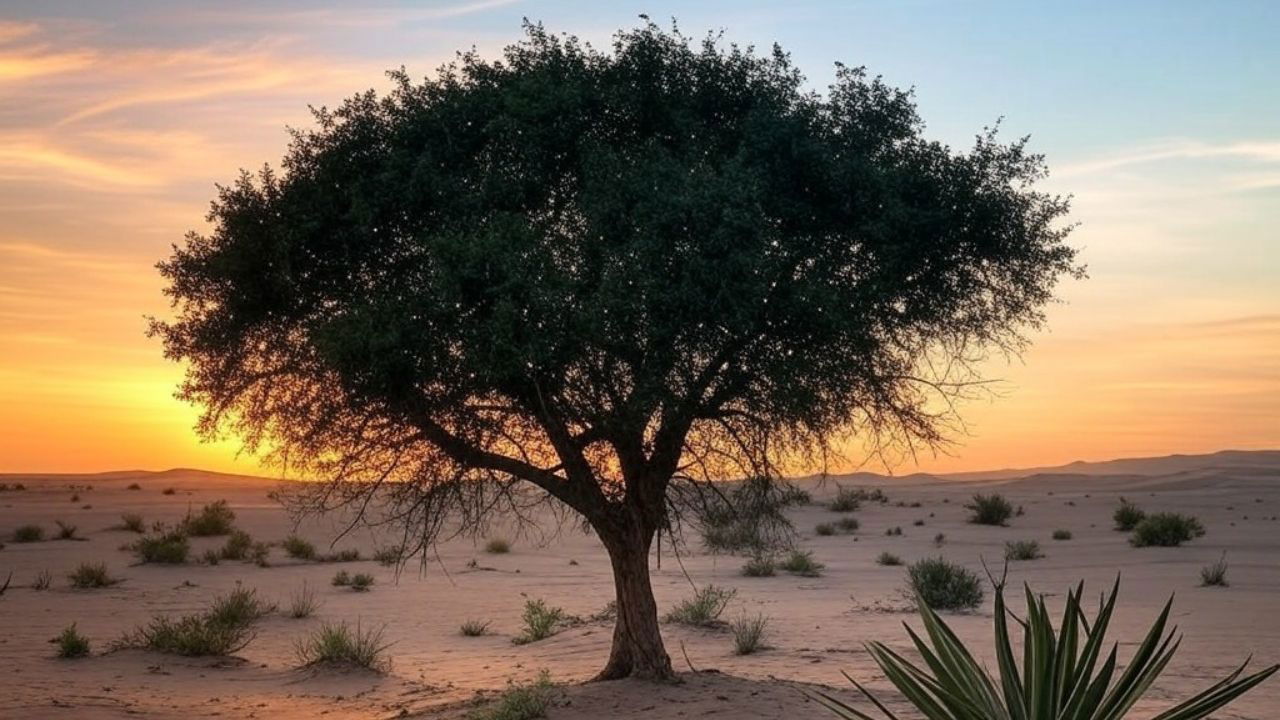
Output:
[{"xmin": 814, "ymin": 577, "xmax": 1276, "ymax": 720}]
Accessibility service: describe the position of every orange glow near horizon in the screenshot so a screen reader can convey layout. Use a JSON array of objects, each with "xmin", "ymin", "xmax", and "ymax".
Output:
[{"xmin": 1, "ymin": 7, "xmax": 1277, "ymax": 476}]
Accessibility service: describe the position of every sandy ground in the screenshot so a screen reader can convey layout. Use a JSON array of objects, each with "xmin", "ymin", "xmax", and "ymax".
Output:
[{"xmin": 1, "ymin": 451, "xmax": 1278, "ymax": 719}]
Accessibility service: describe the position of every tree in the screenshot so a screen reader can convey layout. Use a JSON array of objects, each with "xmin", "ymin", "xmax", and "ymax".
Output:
[{"xmin": 151, "ymin": 21, "xmax": 1079, "ymax": 681}]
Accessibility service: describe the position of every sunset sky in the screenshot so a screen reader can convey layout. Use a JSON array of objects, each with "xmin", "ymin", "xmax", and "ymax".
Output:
[{"xmin": 1, "ymin": 0, "xmax": 1276, "ymax": 475}]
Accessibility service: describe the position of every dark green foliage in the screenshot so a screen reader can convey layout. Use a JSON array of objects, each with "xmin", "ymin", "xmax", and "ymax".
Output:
[
  {"xmin": 1131, "ymin": 513, "xmax": 1205, "ymax": 547},
  {"xmin": 12, "ymin": 524, "xmax": 43, "ymax": 542},
  {"xmin": 117, "ymin": 587, "xmax": 270, "ymax": 656},
  {"xmin": 779, "ymin": 549, "xmax": 824, "ymax": 577},
  {"xmin": 54, "ymin": 624, "xmax": 91, "ymax": 658},
  {"xmin": 68, "ymin": 562, "xmax": 120, "ymax": 588},
  {"xmin": 182, "ymin": 500, "xmax": 235, "ymax": 536},
  {"xmin": 966, "ymin": 493, "xmax": 1014, "ymax": 526},
  {"xmin": 812, "ymin": 579, "xmax": 1278, "ymax": 720},
  {"xmin": 206, "ymin": 586, "xmax": 275, "ymax": 626},
  {"xmin": 694, "ymin": 475, "xmax": 796, "ymax": 555},
  {"xmin": 666, "ymin": 585, "xmax": 736, "ymax": 627},
  {"xmin": 133, "ymin": 529, "xmax": 190, "ymax": 564},
  {"xmin": 295, "ymin": 621, "xmax": 391, "ymax": 671},
  {"xmin": 282, "ymin": 534, "xmax": 316, "ymax": 560},
  {"xmin": 468, "ymin": 671, "xmax": 554, "ymax": 720},
  {"xmin": 907, "ymin": 557, "xmax": 983, "ymax": 610},
  {"xmin": 1114, "ymin": 497, "xmax": 1146, "ymax": 531}
]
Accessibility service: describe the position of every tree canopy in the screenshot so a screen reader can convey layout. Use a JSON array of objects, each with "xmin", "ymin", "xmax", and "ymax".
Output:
[{"xmin": 152, "ymin": 20, "xmax": 1079, "ymax": 680}]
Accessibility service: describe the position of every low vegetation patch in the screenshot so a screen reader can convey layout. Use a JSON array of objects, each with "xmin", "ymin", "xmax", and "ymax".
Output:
[
  {"xmin": 218, "ymin": 530, "xmax": 253, "ymax": 560},
  {"xmin": 294, "ymin": 621, "xmax": 391, "ymax": 671},
  {"xmin": 834, "ymin": 517, "xmax": 859, "ymax": 533},
  {"xmin": 965, "ymin": 493, "xmax": 1014, "ymax": 526},
  {"xmin": 32, "ymin": 568, "xmax": 52, "ymax": 590},
  {"xmin": 54, "ymin": 624, "xmax": 91, "ymax": 659},
  {"xmin": 288, "ymin": 582, "xmax": 320, "ymax": 618},
  {"xmin": 885, "ymin": 526, "xmax": 902, "ymax": 536},
  {"xmin": 1005, "ymin": 540, "xmax": 1043, "ymax": 561},
  {"xmin": 322, "ymin": 548, "xmax": 361, "ymax": 563},
  {"xmin": 693, "ymin": 475, "xmax": 797, "ymax": 554},
  {"xmin": 780, "ymin": 549, "xmax": 824, "ymax": 577},
  {"xmin": 55, "ymin": 520, "xmax": 79, "ymax": 540},
  {"xmin": 116, "ymin": 590, "xmax": 266, "ymax": 656},
  {"xmin": 906, "ymin": 557, "xmax": 984, "ymax": 611},
  {"xmin": 513, "ymin": 598, "xmax": 568, "ymax": 643},
  {"xmin": 349, "ymin": 573, "xmax": 375, "ymax": 591},
  {"xmin": 467, "ymin": 670, "xmax": 553, "ymax": 720},
  {"xmin": 118, "ymin": 513, "xmax": 145, "ymax": 533},
  {"xmin": 374, "ymin": 545, "xmax": 403, "ymax": 566},
  {"xmin": 815, "ymin": 522, "xmax": 836, "ymax": 536},
  {"xmin": 1131, "ymin": 512, "xmax": 1205, "ymax": 547},
  {"xmin": 332, "ymin": 570, "xmax": 352, "ymax": 586},
  {"xmin": 876, "ymin": 552, "xmax": 903, "ymax": 566},
  {"xmin": 460, "ymin": 619, "xmax": 491, "ymax": 636},
  {"xmin": 485, "ymin": 538, "xmax": 512, "ymax": 554},
  {"xmin": 12, "ymin": 524, "xmax": 43, "ymax": 543},
  {"xmin": 132, "ymin": 529, "xmax": 190, "ymax": 564},
  {"xmin": 1200, "ymin": 554, "xmax": 1229, "ymax": 587},
  {"xmin": 665, "ymin": 585, "xmax": 736, "ymax": 627},
  {"xmin": 282, "ymin": 535, "xmax": 317, "ymax": 561},
  {"xmin": 1052, "ymin": 529, "xmax": 1073, "ymax": 540},
  {"xmin": 1114, "ymin": 497, "xmax": 1146, "ymax": 531},
  {"xmin": 730, "ymin": 614, "xmax": 769, "ymax": 655},
  {"xmin": 182, "ymin": 500, "xmax": 236, "ymax": 536},
  {"xmin": 68, "ymin": 562, "xmax": 120, "ymax": 588},
  {"xmin": 741, "ymin": 553, "xmax": 776, "ymax": 577}
]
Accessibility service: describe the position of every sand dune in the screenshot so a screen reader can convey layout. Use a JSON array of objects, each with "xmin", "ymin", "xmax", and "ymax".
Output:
[{"xmin": 1, "ymin": 450, "xmax": 1278, "ymax": 718}]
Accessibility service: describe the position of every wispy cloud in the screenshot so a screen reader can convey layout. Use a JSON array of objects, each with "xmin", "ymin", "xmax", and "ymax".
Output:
[{"xmin": 1058, "ymin": 138, "xmax": 1280, "ymax": 178}]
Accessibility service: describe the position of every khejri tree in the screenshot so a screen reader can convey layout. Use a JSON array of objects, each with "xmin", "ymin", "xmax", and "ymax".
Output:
[{"xmin": 153, "ymin": 21, "xmax": 1079, "ymax": 681}]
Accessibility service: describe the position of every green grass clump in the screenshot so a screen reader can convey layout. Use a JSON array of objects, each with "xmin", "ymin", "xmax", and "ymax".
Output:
[
  {"xmin": 349, "ymin": 573, "xmax": 375, "ymax": 591},
  {"xmin": 181, "ymin": 500, "xmax": 236, "ymax": 536},
  {"xmin": 460, "ymin": 619, "xmax": 491, "ymax": 636},
  {"xmin": 513, "ymin": 598, "xmax": 568, "ymax": 644},
  {"xmin": 68, "ymin": 562, "xmax": 120, "ymax": 588},
  {"xmin": 206, "ymin": 586, "xmax": 275, "ymax": 627},
  {"xmin": 12, "ymin": 524, "xmax": 43, "ymax": 542},
  {"xmin": 485, "ymin": 538, "xmax": 512, "ymax": 554},
  {"xmin": 282, "ymin": 535, "xmax": 317, "ymax": 560},
  {"xmin": 741, "ymin": 553, "xmax": 777, "ymax": 577},
  {"xmin": 216, "ymin": 529, "xmax": 252, "ymax": 560},
  {"xmin": 665, "ymin": 585, "xmax": 736, "ymax": 627},
  {"xmin": 1005, "ymin": 540, "xmax": 1044, "ymax": 561},
  {"xmin": 332, "ymin": 570, "xmax": 352, "ymax": 586},
  {"xmin": 1130, "ymin": 512, "xmax": 1205, "ymax": 547},
  {"xmin": 133, "ymin": 529, "xmax": 190, "ymax": 564},
  {"xmin": 907, "ymin": 557, "xmax": 984, "ymax": 611},
  {"xmin": 116, "ymin": 588, "xmax": 268, "ymax": 656},
  {"xmin": 288, "ymin": 582, "xmax": 320, "ymax": 618},
  {"xmin": 54, "ymin": 624, "xmax": 91, "ymax": 658},
  {"xmin": 1114, "ymin": 497, "xmax": 1146, "ymax": 531},
  {"xmin": 876, "ymin": 552, "xmax": 903, "ymax": 566},
  {"xmin": 294, "ymin": 621, "xmax": 390, "ymax": 671},
  {"xmin": 467, "ymin": 671, "xmax": 554, "ymax": 720},
  {"xmin": 1052, "ymin": 529, "xmax": 1073, "ymax": 540},
  {"xmin": 730, "ymin": 614, "xmax": 770, "ymax": 655},
  {"xmin": 1200, "ymin": 554, "xmax": 1229, "ymax": 587},
  {"xmin": 780, "ymin": 549, "xmax": 824, "ymax": 577},
  {"xmin": 965, "ymin": 493, "xmax": 1014, "ymax": 526},
  {"xmin": 119, "ymin": 513, "xmax": 145, "ymax": 533}
]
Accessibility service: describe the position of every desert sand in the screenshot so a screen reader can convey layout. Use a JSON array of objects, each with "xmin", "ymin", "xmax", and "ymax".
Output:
[{"xmin": 1, "ymin": 450, "xmax": 1278, "ymax": 719}]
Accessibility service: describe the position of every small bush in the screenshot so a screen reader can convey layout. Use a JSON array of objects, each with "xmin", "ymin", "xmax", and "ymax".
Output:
[
  {"xmin": 460, "ymin": 619, "xmax": 491, "ymax": 636},
  {"xmin": 876, "ymin": 552, "xmax": 903, "ymax": 566},
  {"xmin": 182, "ymin": 500, "xmax": 236, "ymax": 536},
  {"xmin": 374, "ymin": 545, "xmax": 403, "ymax": 566},
  {"xmin": 780, "ymin": 549, "xmax": 824, "ymax": 577},
  {"xmin": 485, "ymin": 538, "xmax": 512, "ymax": 554},
  {"xmin": 1005, "ymin": 540, "xmax": 1043, "ymax": 561},
  {"xmin": 126, "ymin": 482, "xmax": 142, "ymax": 490},
  {"xmin": 68, "ymin": 562, "xmax": 120, "ymax": 588},
  {"xmin": 815, "ymin": 522, "xmax": 836, "ymax": 536},
  {"xmin": 55, "ymin": 520, "xmax": 78, "ymax": 540},
  {"xmin": 666, "ymin": 585, "xmax": 736, "ymax": 627},
  {"xmin": 1200, "ymin": 554, "xmax": 1229, "ymax": 587},
  {"xmin": 282, "ymin": 535, "xmax": 317, "ymax": 561},
  {"xmin": 32, "ymin": 569, "xmax": 53, "ymax": 590},
  {"xmin": 514, "ymin": 598, "xmax": 567, "ymax": 643},
  {"xmin": 730, "ymin": 614, "xmax": 770, "ymax": 655},
  {"xmin": 349, "ymin": 573, "xmax": 374, "ymax": 591},
  {"xmin": 207, "ymin": 587, "xmax": 275, "ymax": 626},
  {"xmin": 295, "ymin": 621, "xmax": 390, "ymax": 671},
  {"xmin": 332, "ymin": 570, "xmax": 352, "ymax": 586},
  {"xmin": 1114, "ymin": 497, "xmax": 1145, "ymax": 531},
  {"xmin": 695, "ymin": 476, "xmax": 796, "ymax": 554},
  {"xmin": 907, "ymin": 557, "xmax": 984, "ymax": 611},
  {"xmin": 213, "ymin": 529, "xmax": 251, "ymax": 560},
  {"xmin": 829, "ymin": 487, "xmax": 862, "ymax": 512},
  {"xmin": 133, "ymin": 529, "xmax": 190, "ymax": 564},
  {"xmin": 965, "ymin": 493, "xmax": 1014, "ymax": 526},
  {"xmin": 1052, "ymin": 529, "xmax": 1073, "ymax": 540},
  {"xmin": 741, "ymin": 553, "xmax": 776, "ymax": 577},
  {"xmin": 118, "ymin": 611, "xmax": 253, "ymax": 656},
  {"xmin": 54, "ymin": 624, "xmax": 91, "ymax": 658},
  {"xmin": 249, "ymin": 541, "xmax": 271, "ymax": 566},
  {"xmin": 835, "ymin": 517, "xmax": 859, "ymax": 533},
  {"xmin": 12, "ymin": 524, "xmax": 43, "ymax": 542},
  {"xmin": 289, "ymin": 582, "xmax": 320, "ymax": 618},
  {"xmin": 162, "ymin": 487, "xmax": 176, "ymax": 495},
  {"xmin": 468, "ymin": 670, "xmax": 553, "ymax": 720},
  {"xmin": 885, "ymin": 526, "xmax": 902, "ymax": 536},
  {"xmin": 119, "ymin": 513, "xmax": 145, "ymax": 533},
  {"xmin": 202, "ymin": 549, "xmax": 221, "ymax": 565},
  {"xmin": 778, "ymin": 485, "xmax": 812, "ymax": 506},
  {"xmin": 322, "ymin": 548, "xmax": 361, "ymax": 562},
  {"xmin": 1131, "ymin": 513, "xmax": 1205, "ymax": 547}
]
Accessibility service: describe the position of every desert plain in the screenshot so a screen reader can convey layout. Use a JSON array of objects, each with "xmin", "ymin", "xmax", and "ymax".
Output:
[{"xmin": 1, "ymin": 450, "xmax": 1278, "ymax": 719}]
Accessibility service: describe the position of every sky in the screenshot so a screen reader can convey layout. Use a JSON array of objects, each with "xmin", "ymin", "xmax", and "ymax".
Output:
[{"xmin": 0, "ymin": 0, "xmax": 1277, "ymax": 475}]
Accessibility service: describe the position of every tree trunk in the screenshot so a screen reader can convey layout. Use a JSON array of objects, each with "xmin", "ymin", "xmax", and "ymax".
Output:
[{"xmin": 593, "ymin": 520, "xmax": 676, "ymax": 682}]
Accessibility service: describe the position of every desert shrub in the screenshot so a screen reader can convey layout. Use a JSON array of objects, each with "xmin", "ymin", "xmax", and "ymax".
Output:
[
  {"xmin": 692, "ymin": 476, "xmax": 795, "ymax": 554},
  {"xmin": 1114, "ymin": 497, "xmax": 1146, "ymax": 531},
  {"xmin": 162, "ymin": 487, "xmax": 176, "ymax": 495},
  {"xmin": 322, "ymin": 548, "xmax": 361, "ymax": 562},
  {"xmin": 282, "ymin": 535, "xmax": 317, "ymax": 561},
  {"xmin": 460, "ymin": 619, "xmax": 491, "ymax": 636},
  {"xmin": 1200, "ymin": 554, "xmax": 1229, "ymax": 587},
  {"xmin": 1131, "ymin": 513, "xmax": 1205, "ymax": 547},
  {"xmin": 119, "ymin": 513, "xmax": 145, "ymax": 533},
  {"xmin": 741, "ymin": 553, "xmax": 776, "ymax": 577},
  {"xmin": 374, "ymin": 545, "xmax": 403, "ymax": 566},
  {"xmin": 665, "ymin": 585, "xmax": 736, "ymax": 627},
  {"xmin": 777, "ymin": 484, "xmax": 812, "ymax": 506},
  {"xmin": 68, "ymin": 562, "xmax": 120, "ymax": 588},
  {"xmin": 294, "ymin": 621, "xmax": 390, "ymax": 671},
  {"xmin": 332, "ymin": 570, "xmax": 352, "ymax": 586},
  {"xmin": 780, "ymin": 549, "xmax": 825, "ymax": 577},
  {"xmin": 12, "ymin": 524, "xmax": 43, "ymax": 542},
  {"xmin": 885, "ymin": 526, "xmax": 902, "ymax": 536},
  {"xmin": 133, "ymin": 529, "xmax": 190, "ymax": 564},
  {"xmin": 249, "ymin": 541, "xmax": 271, "ymax": 566},
  {"xmin": 830, "ymin": 486, "xmax": 862, "ymax": 512},
  {"xmin": 965, "ymin": 493, "xmax": 1014, "ymax": 526},
  {"xmin": 835, "ymin": 517, "xmax": 859, "ymax": 533},
  {"xmin": 730, "ymin": 614, "xmax": 770, "ymax": 655},
  {"xmin": 182, "ymin": 500, "xmax": 236, "ymax": 536},
  {"xmin": 289, "ymin": 582, "xmax": 320, "ymax": 618},
  {"xmin": 876, "ymin": 552, "xmax": 903, "ymax": 566},
  {"xmin": 1005, "ymin": 540, "xmax": 1043, "ymax": 561},
  {"xmin": 907, "ymin": 557, "xmax": 984, "ymax": 611},
  {"xmin": 126, "ymin": 482, "xmax": 142, "ymax": 490},
  {"xmin": 588, "ymin": 600, "xmax": 617, "ymax": 622},
  {"xmin": 349, "ymin": 573, "xmax": 375, "ymax": 591},
  {"xmin": 202, "ymin": 549, "xmax": 221, "ymax": 565},
  {"xmin": 118, "ymin": 610, "xmax": 254, "ymax": 656},
  {"xmin": 815, "ymin": 522, "xmax": 836, "ymax": 536},
  {"xmin": 32, "ymin": 568, "xmax": 53, "ymax": 590},
  {"xmin": 468, "ymin": 670, "xmax": 553, "ymax": 720},
  {"xmin": 1052, "ymin": 529, "xmax": 1073, "ymax": 540},
  {"xmin": 207, "ymin": 587, "xmax": 275, "ymax": 627},
  {"xmin": 485, "ymin": 538, "xmax": 512, "ymax": 554},
  {"xmin": 55, "ymin": 520, "xmax": 78, "ymax": 540},
  {"xmin": 55, "ymin": 624, "xmax": 91, "ymax": 658},
  {"xmin": 70, "ymin": 493, "xmax": 80, "ymax": 502},
  {"xmin": 513, "ymin": 598, "xmax": 567, "ymax": 643}
]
